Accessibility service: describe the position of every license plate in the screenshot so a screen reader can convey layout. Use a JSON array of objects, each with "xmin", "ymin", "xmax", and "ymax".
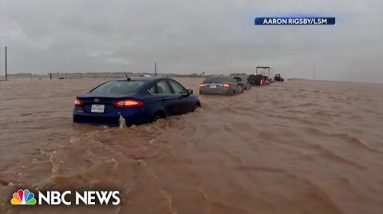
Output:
[
  {"xmin": 91, "ymin": 104, "xmax": 105, "ymax": 113},
  {"xmin": 210, "ymin": 84, "xmax": 216, "ymax": 88}
]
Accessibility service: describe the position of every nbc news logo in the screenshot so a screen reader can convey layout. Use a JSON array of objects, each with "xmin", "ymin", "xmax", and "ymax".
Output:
[
  {"xmin": 11, "ymin": 189, "xmax": 120, "ymax": 206},
  {"xmin": 11, "ymin": 189, "xmax": 37, "ymax": 205}
]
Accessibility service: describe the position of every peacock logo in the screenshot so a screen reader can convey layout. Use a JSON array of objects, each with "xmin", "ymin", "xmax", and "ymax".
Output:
[{"xmin": 11, "ymin": 189, "xmax": 37, "ymax": 205}]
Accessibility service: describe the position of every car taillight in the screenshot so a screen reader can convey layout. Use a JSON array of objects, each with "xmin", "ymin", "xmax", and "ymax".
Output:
[
  {"xmin": 113, "ymin": 99, "xmax": 144, "ymax": 108},
  {"xmin": 74, "ymin": 98, "xmax": 84, "ymax": 107},
  {"xmin": 223, "ymin": 83, "xmax": 230, "ymax": 88},
  {"xmin": 200, "ymin": 83, "xmax": 208, "ymax": 87}
]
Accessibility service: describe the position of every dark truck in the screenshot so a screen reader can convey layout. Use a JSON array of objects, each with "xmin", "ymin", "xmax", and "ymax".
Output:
[{"xmin": 274, "ymin": 74, "xmax": 284, "ymax": 82}]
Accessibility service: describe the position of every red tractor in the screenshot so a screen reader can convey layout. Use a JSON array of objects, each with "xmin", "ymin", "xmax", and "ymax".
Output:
[{"xmin": 247, "ymin": 66, "xmax": 272, "ymax": 86}]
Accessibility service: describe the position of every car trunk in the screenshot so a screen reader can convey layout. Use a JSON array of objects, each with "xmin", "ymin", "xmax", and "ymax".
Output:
[
  {"xmin": 77, "ymin": 95, "xmax": 126, "ymax": 114},
  {"xmin": 202, "ymin": 82, "xmax": 227, "ymax": 89}
]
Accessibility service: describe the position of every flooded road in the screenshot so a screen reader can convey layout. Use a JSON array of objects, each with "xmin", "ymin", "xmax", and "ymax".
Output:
[{"xmin": 1, "ymin": 78, "xmax": 383, "ymax": 214}]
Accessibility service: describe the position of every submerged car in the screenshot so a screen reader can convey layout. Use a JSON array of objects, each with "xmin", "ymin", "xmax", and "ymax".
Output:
[
  {"xmin": 233, "ymin": 76, "xmax": 251, "ymax": 91},
  {"xmin": 199, "ymin": 76, "xmax": 242, "ymax": 95},
  {"xmin": 73, "ymin": 77, "xmax": 201, "ymax": 126}
]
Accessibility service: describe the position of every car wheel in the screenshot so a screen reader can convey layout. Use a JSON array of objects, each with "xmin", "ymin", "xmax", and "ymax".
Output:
[
  {"xmin": 232, "ymin": 90, "xmax": 236, "ymax": 96},
  {"xmin": 153, "ymin": 111, "xmax": 166, "ymax": 122},
  {"xmin": 192, "ymin": 101, "xmax": 201, "ymax": 111},
  {"xmin": 153, "ymin": 115, "xmax": 161, "ymax": 121}
]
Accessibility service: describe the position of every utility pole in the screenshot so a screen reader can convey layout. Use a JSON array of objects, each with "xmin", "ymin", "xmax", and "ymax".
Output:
[
  {"xmin": 313, "ymin": 61, "xmax": 316, "ymax": 80},
  {"xmin": 154, "ymin": 61, "xmax": 157, "ymax": 77},
  {"xmin": 5, "ymin": 46, "xmax": 8, "ymax": 81},
  {"xmin": 0, "ymin": 45, "xmax": 1, "ymax": 80}
]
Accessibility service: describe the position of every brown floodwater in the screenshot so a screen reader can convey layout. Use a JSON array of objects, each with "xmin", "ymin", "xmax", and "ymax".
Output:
[{"xmin": 0, "ymin": 78, "xmax": 383, "ymax": 214}]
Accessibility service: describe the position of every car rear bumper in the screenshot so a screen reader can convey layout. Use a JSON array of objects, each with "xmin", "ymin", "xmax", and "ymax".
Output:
[
  {"xmin": 199, "ymin": 88, "xmax": 232, "ymax": 95},
  {"xmin": 73, "ymin": 114, "xmax": 120, "ymax": 126},
  {"xmin": 73, "ymin": 107, "xmax": 150, "ymax": 126}
]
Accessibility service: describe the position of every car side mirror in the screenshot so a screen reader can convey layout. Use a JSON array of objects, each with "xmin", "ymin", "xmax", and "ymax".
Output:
[{"xmin": 186, "ymin": 89, "xmax": 193, "ymax": 95}]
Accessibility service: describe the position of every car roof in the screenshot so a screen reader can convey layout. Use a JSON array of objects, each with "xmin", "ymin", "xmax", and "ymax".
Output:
[
  {"xmin": 111, "ymin": 77, "xmax": 169, "ymax": 82},
  {"xmin": 205, "ymin": 76, "xmax": 234, "ymax": 80}
]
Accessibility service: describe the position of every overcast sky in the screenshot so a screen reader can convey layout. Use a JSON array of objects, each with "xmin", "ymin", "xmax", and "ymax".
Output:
[{"xmin": 0, "ymin": 0, "xmax": 382, "ymax": 82}]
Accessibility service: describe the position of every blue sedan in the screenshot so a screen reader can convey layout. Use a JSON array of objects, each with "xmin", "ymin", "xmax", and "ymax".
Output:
[{"xmin": 73, "ymin": 77, "xmax": 201, "ymax": 126}]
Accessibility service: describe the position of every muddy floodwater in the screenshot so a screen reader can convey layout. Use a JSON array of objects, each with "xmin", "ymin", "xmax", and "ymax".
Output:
[{"xmin": 0, "ymin": 78, "xmax": 383, "ymax": 214}]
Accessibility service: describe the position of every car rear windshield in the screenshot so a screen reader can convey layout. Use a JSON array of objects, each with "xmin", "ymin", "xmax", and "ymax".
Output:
[
  {"xmin": 233, "ymin": 77, "xmax": 242, "ymax": 82},
  {"xmin": 203, "ymin": 77, "xmax": 235, "ymax": 84},
  {"xmin": 90, "ymin": 81, "xmax": 145, "ymax": 95}
]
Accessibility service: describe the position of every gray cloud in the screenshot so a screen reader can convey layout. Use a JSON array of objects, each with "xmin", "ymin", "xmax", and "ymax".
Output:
[{"xmin": 0, "ymin": 0, "xmax": 382, "ymax": 82}]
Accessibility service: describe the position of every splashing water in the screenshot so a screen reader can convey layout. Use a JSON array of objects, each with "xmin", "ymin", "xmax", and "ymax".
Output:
[{"xmin": 119, "ymin": 113, "xmax": 126, "ymax": 129}]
